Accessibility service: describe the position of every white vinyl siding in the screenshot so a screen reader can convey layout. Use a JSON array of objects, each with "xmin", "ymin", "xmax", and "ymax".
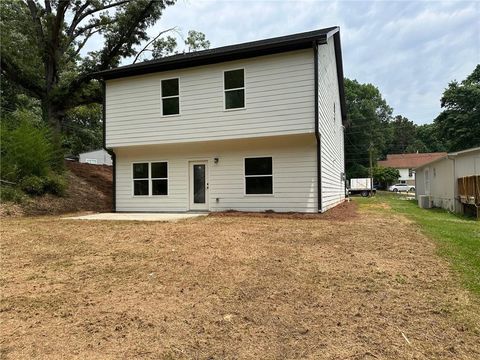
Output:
[
  {"xmin": 105, "ymin": 50, "xmax": 314, "ymax": 147},
  {"xmin": 317, "ymin": 38, "xmax": 345, "ymax": 211},
  {"xmin": 416, "ymin": 148, "xmax": 480, "ymax": 213},
  {"xmin": 114, "ymin": 134, "xmax": 318, "ymax": 213}
]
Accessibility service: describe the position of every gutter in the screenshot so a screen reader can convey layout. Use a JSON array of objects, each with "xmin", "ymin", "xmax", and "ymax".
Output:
[
  {"xmin": 102, "ymin": 80, "xmax": 116, "ymax": 212},
  {"xmin": 313, "ymin": 41, "xmax": 322, "ymax": 213}
]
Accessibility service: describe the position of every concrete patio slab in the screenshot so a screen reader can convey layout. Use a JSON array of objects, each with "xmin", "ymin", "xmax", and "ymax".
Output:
[{"xmin": 64, "ymin": 213, "xmax": 208, "ymax": 222}]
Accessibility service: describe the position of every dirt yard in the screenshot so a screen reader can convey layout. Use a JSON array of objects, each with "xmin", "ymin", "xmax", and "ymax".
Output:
[{"xmin": 1, "ymin": 203, "xmax": 479, "ymax": 359}]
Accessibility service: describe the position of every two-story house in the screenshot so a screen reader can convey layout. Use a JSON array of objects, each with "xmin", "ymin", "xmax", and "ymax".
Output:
[{"xmin": 98, "ymin": 27, "xmax": 346, "ymax": 213}]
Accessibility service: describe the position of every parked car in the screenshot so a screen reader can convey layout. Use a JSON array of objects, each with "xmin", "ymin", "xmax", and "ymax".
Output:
[{"xmin": 388, "ymin": 183, "xmax": 415, "ymax": 192}]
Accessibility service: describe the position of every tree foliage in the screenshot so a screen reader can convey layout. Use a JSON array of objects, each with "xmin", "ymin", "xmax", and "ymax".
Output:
[
  {"xmin": 0, "ymin": 0, "xmax": 175, "ymax": 131},
  {"xmin": 387, "ymin": 115, "xmax": 416, "ymax": 154},
  {"xmin": 413, "ymin": 123, "xmax": 446, "ymax": 153},
  {"xmin": 185, "ymin": 30, "xmax": 210, "ymax": 52},
  {"xmin": 434, "ymin": 64, "xmax": 480, "ymax": 152},
  {"xmin": 344, "ymin": 78, "xmax": 392, "ymax": 169},
  {"xmin": 62, "ymin": 104, "xmax": 103, "ymax": 156},
  {"xmin": 1, "ymin": 114, "xmax": 61, "ymax": 182},
  {"xmin": 373, "ymin": 166, "xmax": 400, "ymax": 188},
  {"xmin": 149, "ymin": 30, "xmax": 210, "ymax": 59}
]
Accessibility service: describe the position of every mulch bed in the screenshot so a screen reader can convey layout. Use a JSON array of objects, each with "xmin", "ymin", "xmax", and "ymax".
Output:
[{"xmin": 210, "ymin": 199, "xmax": 357, "ymax": 221}]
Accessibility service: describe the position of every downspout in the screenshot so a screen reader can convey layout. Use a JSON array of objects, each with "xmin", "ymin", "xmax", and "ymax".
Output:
[
  {"xmin": 313, "ymin": 41, "xmax": 322, "ymax": 213},
  {"xmin": 102, "ymin": 80, "xmax": 116, "ymax": 212}
]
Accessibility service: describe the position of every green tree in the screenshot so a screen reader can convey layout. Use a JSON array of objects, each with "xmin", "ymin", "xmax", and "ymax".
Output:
[
  {"xmin": 152, "ymin": 35, "xmax": 179, "ymax": 59},
  {"xmin": 373, "ymin": 166, "xmax": 400, "ymax": 188},
  {"xmin": 185, "ymin": 30, "xmax": 210, "ymax": 52},
  {"xmin": 434, "ymin": 64, "xmax": 480, "ymax": 151},
  {"xmin": 346, "ymin": 163, "xmax": 368, "ymax": 180},
  {"xmin": 62, "ymin": 104, "xmax": 103, "ymax": 156},
  {"xmin": 344, "ymin": 78, "xmax": 393, "ymax": 171},
  {"xmin": 1, "ymin": 0, "xmax": 175, "ymax": 133},
  {"xmin": 413, "ymin": 123, "xmax": 446, "ymax": 153},
  {"xmin": 387, "ymin": 115, "xmax": 416, "ymax": 154}
]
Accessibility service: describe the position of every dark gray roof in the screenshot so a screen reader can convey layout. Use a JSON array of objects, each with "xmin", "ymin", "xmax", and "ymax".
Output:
[{"xmin": 96, "ymin": 26, "xmax": 339, "ymax": 79}]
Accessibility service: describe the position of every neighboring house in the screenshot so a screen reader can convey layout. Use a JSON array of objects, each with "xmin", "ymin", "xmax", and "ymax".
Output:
[
  {"xmin": 415, "ymin": 147, "xmax": 480, "ymax": 213},
  {"xmin": 97, "ymin": 27, "xmax": 346, "ymax": 213},
  {"xmin": 79, "ymin": 149, "xmax": 112, "ymax": 166},
  {"xmin": 377, "ymin": 152, "xmax": 447, "ymax": 186}
]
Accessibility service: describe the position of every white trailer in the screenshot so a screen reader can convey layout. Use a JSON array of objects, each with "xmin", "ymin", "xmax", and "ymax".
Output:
[{"xmin": 348, "ymin": 178, "xmax": 376, "ymax": 197}]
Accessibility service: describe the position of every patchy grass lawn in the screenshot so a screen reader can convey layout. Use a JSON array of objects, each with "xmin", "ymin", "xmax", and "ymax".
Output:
[
  {"xmin": 1, "ymin": 204, "xmax": 480, "ymax": 359},
  {"xmin": 355, "ymin": 192, "xmax": 480, "ymax": 296}
]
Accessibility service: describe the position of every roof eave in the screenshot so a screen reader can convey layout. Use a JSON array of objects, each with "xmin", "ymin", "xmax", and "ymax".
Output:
[{"xmin": 95, "ymin": 29, "xmax": 336, "ymax": 80}]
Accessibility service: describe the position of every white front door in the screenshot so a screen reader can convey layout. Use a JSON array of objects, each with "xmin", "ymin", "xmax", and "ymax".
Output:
[{"xmin": 189, "ymin": 161, "xmax": 209, "ymax": 211}]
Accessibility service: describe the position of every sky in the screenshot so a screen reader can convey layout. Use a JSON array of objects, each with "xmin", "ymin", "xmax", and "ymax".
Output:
[{"xmin": 91, "ymin": 0, "xmax": 480, "ymax": 125}]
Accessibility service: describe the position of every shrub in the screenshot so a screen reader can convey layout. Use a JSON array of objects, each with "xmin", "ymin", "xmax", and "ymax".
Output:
[
  {"xmin": 44, "ymin": 173, "xmax": 67, "ymax": 196},
  {"xmin": 1, "ymin": 118, "xmax": 62, "ymax": 183},
  {"xmin": 20, "ymin": 176, "xmax": 45, "ymax": 195},
  {"xmin": 0, "ymin": 185, "xmax": 25, "ymax": 203}
]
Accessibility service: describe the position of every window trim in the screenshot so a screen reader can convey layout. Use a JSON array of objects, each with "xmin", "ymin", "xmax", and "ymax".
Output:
[
  {"xmin": 160, "ymin": 77, "xmax": 180, "ymax": 117},
  {"xmin": 243, "ymin": 156, "xmax": 274, "ymax": 196},
  {"xmin": 223, "ymin": 68, "xmax": 246, "ymax": 111},
  {"xmin": 132, "ymin": 161, "xmax": 169, "ymax": 197}
]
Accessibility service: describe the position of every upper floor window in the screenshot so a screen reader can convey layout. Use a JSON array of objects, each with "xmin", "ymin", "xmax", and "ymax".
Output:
[
  {"xmin": 161, "ymin": 78, "xmax": 179, "ymax": 116},
  {"xmin": 224, "ymin": 69, "xmax": 245, "ymax": 110}
]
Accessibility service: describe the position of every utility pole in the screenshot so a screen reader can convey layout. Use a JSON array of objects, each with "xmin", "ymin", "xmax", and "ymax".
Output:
[{"xmin": 369, "ymin": 142, "xmax": 373, "ymax": 197}]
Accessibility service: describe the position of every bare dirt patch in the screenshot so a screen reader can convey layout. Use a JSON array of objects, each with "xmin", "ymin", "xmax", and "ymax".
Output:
[{"xmin": 1, "ymin": 211, "xmax": 479, "ymax": 359}]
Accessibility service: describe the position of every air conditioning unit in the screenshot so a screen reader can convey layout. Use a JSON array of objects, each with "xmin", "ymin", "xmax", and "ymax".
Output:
[{"xmin": 418, "ymin": 195, "xmax": 432, "ymax": 209}]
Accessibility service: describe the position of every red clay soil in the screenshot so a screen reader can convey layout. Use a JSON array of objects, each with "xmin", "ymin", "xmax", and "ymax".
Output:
[
  {"xmin": 210, "ymin": 200, "xmax": 357, "ymax": 221},
  {"xmin": 65, "ymin": 161, "xmax": 112, "ymax": 197}
]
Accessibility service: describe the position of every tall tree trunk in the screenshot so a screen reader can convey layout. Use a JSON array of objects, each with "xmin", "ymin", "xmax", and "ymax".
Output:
[{"xmin": 41, "ymin": 97, "xmax": 65, "ymax": 172}]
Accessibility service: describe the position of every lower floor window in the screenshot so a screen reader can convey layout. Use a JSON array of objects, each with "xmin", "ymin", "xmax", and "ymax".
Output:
[
  {"xmin": 133, "ymin": 162, "xmax": 168, "ymax": 196},
  {"xmin": 245, "ymin": 157, "xmax": 273, "ymax": 194}
]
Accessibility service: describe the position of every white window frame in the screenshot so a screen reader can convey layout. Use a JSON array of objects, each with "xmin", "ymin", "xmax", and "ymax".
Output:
[
  {"xmin": 132, "ymin": 161, "xmax": 169, "ymax": 197},
  {"xmin": 161, "ymin": 78, "xmax": 180, "ymax": 117},
  {"xmin": 132, "ymin": 162, "xmax": 150, "ymax": 197},
  {"xmin": 151, "ymin": 162, "xmax": 169, "ymax": 197},
  {"xmin": 86, "ymin": 158, "xmax": 98, "ymax": 164},
  {"xmin": 244, "ymin": 156, "xmax": 274, "ymax": 196},
  {"xmin": 223, "ymin": 68, "xmax": 246, "ymax": 111}
]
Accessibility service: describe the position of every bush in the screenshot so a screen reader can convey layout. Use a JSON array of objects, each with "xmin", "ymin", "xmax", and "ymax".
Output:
[
  {"xmin": 44, "ymin": 173, "xmax": 67, "ymax": 196},
  {"xmin": 20, "ymin": 176, "xmax": 46, "ymax": 195},
  {"xmin": 0, "ymin": 185, "xmax": 25, "ymax": 203},
  {"xmin": 1, "ymin": 118, "xmax": 62, "ymax": 183}
]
